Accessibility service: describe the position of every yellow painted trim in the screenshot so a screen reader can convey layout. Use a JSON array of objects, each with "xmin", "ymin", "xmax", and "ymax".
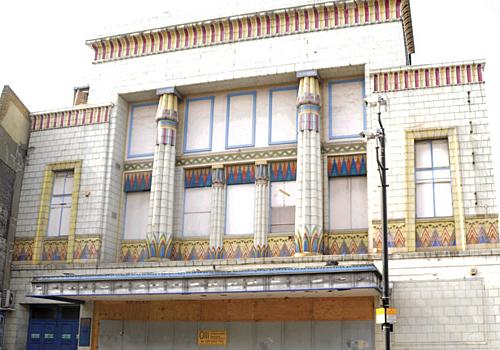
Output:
[
  {"xmin": 33, "ymin": 160, "xmax": 82, "ymax": 263},
  {"xmin": 405, "ymin": 127, "xmax": 464, "ymax": 252}
]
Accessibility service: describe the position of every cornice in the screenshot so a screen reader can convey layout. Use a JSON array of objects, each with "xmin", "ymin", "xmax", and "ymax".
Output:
[
  {"xmin": 30, "ymin": 103, "xmax": 114, "ymax": 132},
  {"xmin": 370, "ymin": 61, "xmax": 485, "ymax": 93},
  {"xmin": 87, "ymin": 0, "xmax": 412, "ymax": 64}
]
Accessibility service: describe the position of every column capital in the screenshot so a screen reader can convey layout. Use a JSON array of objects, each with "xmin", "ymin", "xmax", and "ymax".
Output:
[
  {"xmin": 296, "ymin": 70, "xmax": 320, "ymax": 79},
  {"xmin": 156, "ymin": 87, "xmax": 183, "ymax": 100}
]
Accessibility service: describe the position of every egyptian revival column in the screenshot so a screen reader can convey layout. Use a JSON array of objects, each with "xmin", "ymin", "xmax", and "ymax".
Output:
[
  {"xmin": 294, "ymin": 71, "xmax": 323, "ymax": 256},
  {"xmin": 209, "ymin": 165, "xmax": 225, "ymax": 259},
  {"xmin": 146, "ymin": 87, "xmax": 181, "ymax": 259},
  {"xmin": 254, "ymin": 161, "xmax": 269, "ymax": 257}
]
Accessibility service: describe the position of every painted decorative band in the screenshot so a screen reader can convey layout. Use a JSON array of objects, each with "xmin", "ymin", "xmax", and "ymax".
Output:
[
  {"xmin": 328, "ymin": 154, "xmax": 367, "ymax": 177},
  {"xmin": 226, "ymin": 163, "xmax": 255, "ymax": 185},
  {"xmin": 298, "ymin": 104, "xmax": 320, "ymax": 131},
  {"xmin": 157, "ymin": 122, "xmax": 176, "ymax": 146},
  {"xmin": 31, "ymin": 105, "xmax": 113, "ymax": 131},
  {"xmin": 160, "ymin": 108, "xmax": 178, "ymax": 122},
  {"xmin": 297, "ymin": 92, "xmax": 321, "ymax": 106},
  {"xmin": 185, "ymin": 167, "xmax": 213, "ymax": 188},
  {"xmin": 124, "ymin": 171, "xmax": 152, "ymax": 192},
  {"xmin": 88, "ymin": 0, "xmax": 411, "ymax": 64},
  {"xmin": 270, "ymin": 160, "xmax": 297, "ymax": 182},
  {"xmin": 372, "ymin": 62, "xmax": 485, "ymax": 92}
]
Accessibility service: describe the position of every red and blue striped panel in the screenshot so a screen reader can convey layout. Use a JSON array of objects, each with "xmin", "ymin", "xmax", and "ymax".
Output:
[
  {"xmin": 328, "ymin": 154, "xmax": 366, "ymax": 177},
  {"xmin": 124, "ymin": 171, "xmax": 152, "ymax": 192},
  {"xmin": 226, "ymin": 164, "xmax": 255, "ymax": 185},
  {"xmin": 184, "ymin": 168, "xmax": 212, "ymax": 188},
  {"xmin": 270, "ymin": 160, "xmax": 297, "ymax": 182}
]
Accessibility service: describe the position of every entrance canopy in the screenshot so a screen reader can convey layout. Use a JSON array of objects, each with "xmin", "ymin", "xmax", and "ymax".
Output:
[{"xmin": 29, "ymin": 264, "xmax": 381, "ymax": 303}]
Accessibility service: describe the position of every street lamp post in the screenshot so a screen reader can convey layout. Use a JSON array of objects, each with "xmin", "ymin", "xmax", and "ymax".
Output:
[{"xmin": 362, "ymin": 95, "xmax": 392, "ymax": 350}]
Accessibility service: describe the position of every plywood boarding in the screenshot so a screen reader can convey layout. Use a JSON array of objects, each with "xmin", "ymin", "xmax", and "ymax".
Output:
[{"xmin": 91, "ymin": 297, "xmax": 374, "ymax": 349}]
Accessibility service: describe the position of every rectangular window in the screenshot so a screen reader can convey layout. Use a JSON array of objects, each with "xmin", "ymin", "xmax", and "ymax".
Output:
[
  {"xmin": 226, "ymin": 91, "xmax": 256, "ymax": 148},
  {"xmin": 329, "ymin": 177, "xmax": 368, "ymax": 230},
  {"xmin": 183, "ymin": 187, "xmax": 211, "ymax": 237},
  {"xmin": 270, "ymin": 181, "xmax": 296, "ymax": 233},
  {"xmin": 123, "ymin": 191, "xmax": 150, "ymax": 239},
  {"xmin": 226, "ymin": 184, "xmax": 255, "ymax": 235},
  {"xmin": 415, "ymin": 139, "xmax": 452, "ymax": 218},
  {"xmin": 47, "ymin": 172, "xmax": 73, "ymax": 237},
  {"xmin": 184, "ymin": 96, "xmax": 214, "ymax": 153},
  {"xmin": 329, "ymin": 80, "xmax": 365, "ymax": 139},
  {"xmin": 269, "ymin": 87, "xmax": 298, "ymax": 144},
  {"xmin": 127, "ymin": 103, "xmax": 157, "ymax": 158}
]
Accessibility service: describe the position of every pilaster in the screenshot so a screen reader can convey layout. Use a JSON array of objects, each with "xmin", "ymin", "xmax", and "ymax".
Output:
[
  {"xmin": 254, "ymin": 161, "xmax": 269, "ymax": 257},
  {"xmin": 294, "ymin": 72, "xmax": 323, "ymax": 256},
  {"xmin": 209, "ymin": 165, "xmax": 226, "ymax": 259},
  {"xmin": 146, "ymin": 90, "xmax": 180, "ymax": 259}
]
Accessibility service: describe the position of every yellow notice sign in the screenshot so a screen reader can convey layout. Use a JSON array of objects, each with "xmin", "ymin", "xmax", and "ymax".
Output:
[
  {"xmin": 376, "ymin": 307, "xmax": 397, "ymax": 324},
  {"xmin": 198, "ymin": 330, "xmax": 227, "ymax": 346}
]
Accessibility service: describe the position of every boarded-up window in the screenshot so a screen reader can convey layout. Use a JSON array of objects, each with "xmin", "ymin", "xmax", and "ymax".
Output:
[
  {"xmin": 329, "ymin": 177, "xmax": 368, "ymax": 230},
  {"xmin": 127, "ymin": 103, "xmax": 157, "ymax": 158},
  {"xmin": 47, "ymin": 171, "xmax": 73, "ymax": 237},
  {"xmin": 226, "ymin": 184, "xmax": 255, "ymax": 235},
  {"xmin": 226, "ymin": 92, "xmax": 256, "ymax": 148},
  {"xmin": 269, "ymin": 87, "xmax": 297, "ymax": 144},
  {"xmin": 329, "ymin": 80, "xmax": 364, "ymax": 139},
  {"xmin": 183, "ymin": 187, "xmax": 211, "ymax": 237},
  {"xmin": 123, "ymin": 192, "xmax": 149, "ymax": 239},
  {"xmin": 184, "ymin": 97, "xmax": 214, "ymax": 152}
]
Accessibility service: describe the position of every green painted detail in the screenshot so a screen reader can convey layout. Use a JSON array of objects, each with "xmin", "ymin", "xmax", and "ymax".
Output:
[
  {"xmin": 322, "ymin": 142, "xmax": 366, "ymax": 155},
  {"xmin": 123, "ymin": 160, "xmax": 153, "ymax": 171},
  {"xmin": 61, "ymin": 334, "xmax": 72, "ymax": 339},
  {"xmin": 31, "ymin": 333, "xmax": 40, "ymax": 339},
  {"xmin": 44, "ymin": 333, "xmax": 54, "ymax": 339},
  {"xmin": 176, "ymin": 147, "xmax": 298, "ymax": 167}
]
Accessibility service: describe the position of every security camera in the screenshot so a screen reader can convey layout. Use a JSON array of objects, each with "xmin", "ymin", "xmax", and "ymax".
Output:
[
  {"xmin": 364, "ymin": 95, "xmax": 388, "ymax": 107},
  {"xmin": 359, "ymin": 130, "xmax": 377, "ymax": 139}
]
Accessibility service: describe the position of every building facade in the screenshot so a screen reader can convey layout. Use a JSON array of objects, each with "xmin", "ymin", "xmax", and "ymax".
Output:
[
  {"xmin": 0, "ymin": 85, "xmax": 30, "ymax": 348},
  {"xmin": 5, "ymin": 1, "xmax": 500, "ymax": 349}
]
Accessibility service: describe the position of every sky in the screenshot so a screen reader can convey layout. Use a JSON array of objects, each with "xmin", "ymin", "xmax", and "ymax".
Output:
[{"xmin": 0, "ymin": 0, "xmax": 499, "ymax": 198}]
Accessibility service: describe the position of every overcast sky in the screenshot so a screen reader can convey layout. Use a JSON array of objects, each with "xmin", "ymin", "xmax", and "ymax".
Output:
[{"xmin": 1, "ymin": 0, "xmax": 499, "ymax": 197}]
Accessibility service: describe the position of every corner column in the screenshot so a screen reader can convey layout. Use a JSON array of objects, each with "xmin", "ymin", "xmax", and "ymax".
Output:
[
  {"xmin": 294, "ymin": 71, "xmax": 323, "ymax": 256},
  {"xmin": 209, "ymin": 165, "xmax": 225, "ymax": 259},
  {"xmin": 254, "ymin": 162, "xmax": 269, "ymax": 257},
  {"xmin": 146, "ymin": 87, "xmax": 181, "ymax": 259}
]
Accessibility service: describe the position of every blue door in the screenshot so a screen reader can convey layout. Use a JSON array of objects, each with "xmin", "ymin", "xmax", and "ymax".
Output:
[{"xmin": 27, "ymin": 306, "xmax": 80, "ymax": 350}]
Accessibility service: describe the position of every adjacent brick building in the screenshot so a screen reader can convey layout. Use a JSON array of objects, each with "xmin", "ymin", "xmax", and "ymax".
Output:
[{"xmin": 5, "ymin": 1, "xmax": 499, "ymax": 349}]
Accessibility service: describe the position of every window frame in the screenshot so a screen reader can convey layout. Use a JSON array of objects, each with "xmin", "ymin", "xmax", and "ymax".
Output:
[
  {"xmin": 126, "ymin": 102, "xmax": 158, "ymax": 159},
  {"xmin": 183, "ymin": 96, "xmax": 215, "ymax": 154},
  {"xmin": 46, "ymin": 171, "xmax": 74, "ymax": 237},
  {"xmin": 328, "ymin": 175, "xmax": 368, "ymax": 231},
  {"xmin": 328, "ymin": 78, "xmax": 366, "ymax": 140},
  {"xmin": 225, "ymin": 91, "xmax": 257, "ymax": 149},
  {"xmin": 268, "ymin": 86, "xmax": 299, "ymax": 145},
  {"xmin": 182, "ymin": 187, "xmax": 211, "ymax": 238},
  {"xmin": 269, "ymin": 180, "xmax": 297, "ymax": 234},
  {"xmin": 122, "ymin": 191, "xmax": 151, "ymax": 240},
  {"xmin": 415, "ymin": 139, "xmax": 453, "ymax": 219},
  {"xmin": 225, "ymin": 183, "xmax": 255, "ymax": 236}
]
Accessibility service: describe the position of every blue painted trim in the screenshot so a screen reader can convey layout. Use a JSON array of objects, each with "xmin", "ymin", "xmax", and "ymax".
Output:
[
  {"xmin": 268, "ymin": 86, "xmax": 299, "ymax": 145},
  {"xmin": 183, "ymin": 96, "xmax": 215, "ymax": 154},
  {"xmin": 33, "ymin": 264, "xmax": 381, "ymax": 282},
  {"xmin": 127, "ymin": 102, "xmax": 158, "ymax": 159},
  {"xmin": 328, "ymin": 78, "xmax": 366, "ymax": 140},
  {"xmin": 225, "ymin": 91, "xmax": 257, "ymax": 149}
]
